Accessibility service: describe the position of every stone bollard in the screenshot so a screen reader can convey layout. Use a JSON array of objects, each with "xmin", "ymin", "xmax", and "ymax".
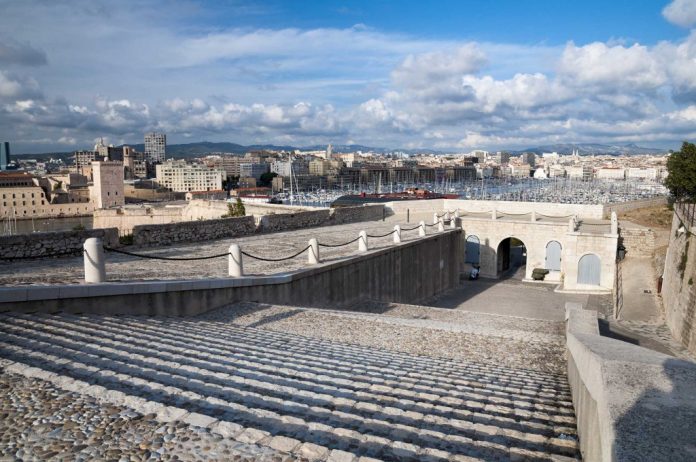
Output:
[
  {"xmin": 438, "ymin": 218, "xmax": 445, "ymax": 232},
  {"xmin": 393, "ymin": 225, "xmax": 401, "ymax": 244},
  {"xmin": 433, "ymin": 213, "xmax": 439, "ymax": 225},
  {"xmin": 611, "ymin": 211, "xmax": 618, "ymax": 235},
  {"xmin": 419, "ymin": 220, "xmax": 426, "ymax": 237},
  {"xmin": 531, "ymin": 210, "xmax": 537, "ymax": 222},
  {"xmin": 445, "ymin": 211, "xmax": 451, "ymax": 221},
  {"xmin": 454, "ymin": 210, "xmax": 460, "ymax": 219},
  {"xmin": 308, "ymin": 238, "xmax": 320, "ymax": 264},
  {"xmin": 450, "ymin": 216, "xmax": 457, "ymax": 229},
  {"xmin": 359, "ymin": 230, "xmax": 368, "ymax": 252},
  {"xmin": 228, "ymin": 244, "xmax": 244, "ymax": 277},
  {"xmin": 492, "ymin": 209, "xmax": 497, "ymax": 220},
  {"xmin": 83, "ymin": 237, "xmax": 106, "ymax": 283}
]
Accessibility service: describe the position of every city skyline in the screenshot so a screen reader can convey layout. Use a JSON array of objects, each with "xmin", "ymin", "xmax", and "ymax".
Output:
[{"xmin": 2, "ymin": 0, "xmax": 696, "ymax": 153}]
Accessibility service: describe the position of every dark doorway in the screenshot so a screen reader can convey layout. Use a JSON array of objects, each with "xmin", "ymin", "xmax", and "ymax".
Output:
[{"xmin": 497, "ymin": 237, "xmax": 527, "ymax": 278}]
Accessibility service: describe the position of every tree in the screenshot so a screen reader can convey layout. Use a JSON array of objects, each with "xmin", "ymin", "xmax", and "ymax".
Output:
[
  {"xmin": 224, "ymin": 198, "xmax": 246, "ymax": 217},
  {"xmin": 259, "ymin": 172, "xmax": 278, "ymax": 187},
  {"xmin": 665, "ymin": 141, "xmax": 696, "ymax": 202}
]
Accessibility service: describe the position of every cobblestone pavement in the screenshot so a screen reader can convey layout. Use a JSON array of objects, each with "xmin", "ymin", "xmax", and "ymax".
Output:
[
  {"xmin": 0, "ymin": 368, "xmax": 289, "ymax": 462},
  {"xmin": 0, "ymin": 310, "xmax": 580, "ymax": 461},
  {"xmin": 0, "ymin": 219, "xmax": 435, "ymax": 286},
  {"xmin": 202, "ymin": 302, "xmax": 568, "ymax": 375}
]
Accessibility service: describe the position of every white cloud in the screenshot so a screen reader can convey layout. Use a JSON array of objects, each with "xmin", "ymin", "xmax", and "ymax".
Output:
[{"xmin": 663, "ymin": 0, "xmax": 696, "ymax": 28}]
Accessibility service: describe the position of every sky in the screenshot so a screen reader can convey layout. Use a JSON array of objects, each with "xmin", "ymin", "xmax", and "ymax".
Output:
[{"xmin": 2, "ymin": 0, "xmax": 696, "ymax": 153}]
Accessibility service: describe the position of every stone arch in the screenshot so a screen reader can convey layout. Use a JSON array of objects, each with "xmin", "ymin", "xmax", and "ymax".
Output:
[
  {"xmin": 465, "ymin": 235, "xmax": 480, "ymax": 264},
  {"xmin": 545, "ymin": 240, "xmax": 562, "ymax": 271},
  {"xmin": 496, "ymin": 236, "xmax": 527, "ymax": 277},
  {"xmin": 578, "ymin": 253, "xmax": 601, "ymax": 286}
]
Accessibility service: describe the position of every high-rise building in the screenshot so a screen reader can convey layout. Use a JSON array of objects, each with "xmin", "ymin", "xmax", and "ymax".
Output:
[
  {"xmin": 155, "ymin": 160, "xmax": 224, "ymax": 192},
  {"xmin": 0, "ymin": 142, "xmax": 10, "ymax": 171},
  {"xmin": 144, "ymin": 132, "xmax": 166, "ymax": 163}
]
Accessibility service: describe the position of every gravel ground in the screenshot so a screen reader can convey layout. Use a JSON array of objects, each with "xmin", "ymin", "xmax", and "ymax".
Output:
[
  {"xmin": 200, "ymin": 302, "xmax": 568, "ymax": 375},
  {"xmin": 0, "ymin": 369, "xmax": 290, "ymax": 462}
]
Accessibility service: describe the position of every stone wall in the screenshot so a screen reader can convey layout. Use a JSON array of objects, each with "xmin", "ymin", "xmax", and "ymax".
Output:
[
  {"xmin": 0, "ymin": 228, "xmax": 119, "ymax": 260},
  {"xmin": 603, "ymin": 197, "xmax": 668, "ymax": 217},
  {"xmin": 1, "ymin": 230, "xmax": 462, "ymax": 314},
  {"xmin": 331, "ymin": 205, "xmax": 385, "ymax": 224},
  {"xmin": 618, "ymin": 224, "xmax": 655, "ymax": 257},
  {"xmin": 661, "ymin": 210, "xmax": 696, "ymax": 356},
  {"xmin": 256, "ymin": 209, "xmax": 331, "ymax": 233},
  {"xmin": 93, "ymin": 206, "xmax": 184, "ymax": 233},
  {"xmin": 132, "ymin": 216, "xmax": 256, "ymax": 246},
  {"xmin": 445, "ymin": 199, "xmax": 606, "ymax": 219}
]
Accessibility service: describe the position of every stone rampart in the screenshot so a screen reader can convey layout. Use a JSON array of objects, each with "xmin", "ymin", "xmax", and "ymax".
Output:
[
  {"xmin": 132, "ymin": 216, "xmax": 256, "ymax": 246},
  {"xmin": 661, "ymin": 210, "xmax": 696, "ymax": 356},
  {"xmin": 618, "ymin": 224, "xmax": 655, "ymax": 257},
  {"xmin": 445, "ymin": 199, "xmax": 605, "ymax": 219},
  {"xmin": 93, "ymin": 206, "xmax": 184, "ymax": 233},
  {"xmin": 256, "ymin": 209, "xmax": 331, "ymax": 233},
  {"xmin": 331, "ymin": 205, "xmax": 385, "ymax": 224},
  {"xmin": 0, "ymin": 230, "xmax": 462, "ymax": 315},
  {"xmin": 0, "ymin": 228, "xmax": 119, "ymax": 260},
  {"xmin": 603, "ymin": 197, "xmax": 667, "ymax": 217},
  {"xmin": 565, "ymin": 303, "xmax": 696, "ymax": 461}
]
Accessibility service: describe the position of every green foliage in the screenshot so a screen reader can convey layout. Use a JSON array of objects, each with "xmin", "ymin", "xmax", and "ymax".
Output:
[
  {"xmin": 72, "ymin": 224, "xmax": 85, "ymax": 231},
  {"xmin": 119, "ymin": 234, "xmax": 133, "ymax": 245},
  {"xmin": 52, "ymin": 181, "xmax": 63, "ymax": 191},
  {"xmin": 259, "ymin": 172, "xmax": 278, "ymax": 187},
  {"xmin": 665, "ymin": 141, "xmax": 696, "ymax": 201},
  {"xmin": 223, "ymin": 198, "xmax": 246, "ymax": 218}
]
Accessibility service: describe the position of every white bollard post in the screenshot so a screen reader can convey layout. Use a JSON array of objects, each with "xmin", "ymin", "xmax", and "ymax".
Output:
[
  {"xmin": 438, "ymin": 218, "xmax": 445, "ymax": 232},
  {"xmin": 531, "ymin": 210, "xmax": 537, "ymax": 222},
  {"xmin": 611, "ymin": 211, "xmax": 618, "ymax": 235},
  {"xmin": 308, "ymin": 238, "xmax": 320, "ymax": 264},
  {"xmin": 454, "ymin": 210, "xmax": 460, "ymax": 219},
  {"xmin": 359, "ymin": 230, "xmax": 368, "ymax": 252},
  {"xmin": 445, "ymin": 211, "xmax": 451, "ymax": 221},
  {"xmin": 228, "ymin": 244, "xmax": 244, "ymax": 277},
  {"xmin": 419, "ymin": 220, "xmax": 426, "ymax": 236},
  {"xmin": 393, "ymin": 225, "xmax": 401, "ymax": 244},
  {"xmin": 450, "ymin": 216, "xmax": 457, "ymax": 229},
  {"xmin": 83, "ymin": 237, "xmax": 106, "ymax": 283},
  {"xmin": 433, "ymin": 213, "xmax": 439, "ymax": 225},
  {"xmin": 492, "ymin": 209, "xmax": 497, "ymax": 220}
]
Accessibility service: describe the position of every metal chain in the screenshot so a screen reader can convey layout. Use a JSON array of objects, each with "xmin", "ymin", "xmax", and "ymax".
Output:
[
  {"xmin": 241, "ymin": 245, "xmax": 311, "ymax": 262},
  {"xmin": 103, "ymin": 246, "xmax": 229, "ymax": 261},
  {"xmin": 318, "ymin": 236, "xmax": 362, "ymax": 248}
]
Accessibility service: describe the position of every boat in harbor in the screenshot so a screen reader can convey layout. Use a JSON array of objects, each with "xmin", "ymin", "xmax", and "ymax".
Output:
[{"xmin": 331, "ymin": 188, "xmax": 459, "ymax": 207}]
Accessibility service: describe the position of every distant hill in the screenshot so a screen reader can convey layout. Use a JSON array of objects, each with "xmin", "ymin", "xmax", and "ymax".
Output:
[{"xmin": 513, "ymin": 143, "xmax": 668, "ymax": 156}]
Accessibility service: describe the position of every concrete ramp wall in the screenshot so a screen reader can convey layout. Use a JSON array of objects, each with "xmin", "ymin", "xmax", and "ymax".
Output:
[
  {"xmin": 565, "ymin": 303, "xmax": 696, "ymax": 461},
  {"xmin": 0, "ymin": 230, "xmax": 462, "ymax": 316}
]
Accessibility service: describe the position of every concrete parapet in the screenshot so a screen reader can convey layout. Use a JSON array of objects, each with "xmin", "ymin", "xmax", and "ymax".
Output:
[{"xmin": 565, "ymin": 303, "xmax": 696, "ymax": 461}]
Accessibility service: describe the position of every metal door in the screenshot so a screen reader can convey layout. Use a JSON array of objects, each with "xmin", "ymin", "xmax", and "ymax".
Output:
[
  {"xmin": 545, "ymin": 241, "xmax": 562, "ymax": 271},
  {"xmin": 577, "ymin": 254, "xmax": 601, "ymax": 285},
  {"xmin": 465, "ymin": 235, "xmax": 480, "ymax": 264}
]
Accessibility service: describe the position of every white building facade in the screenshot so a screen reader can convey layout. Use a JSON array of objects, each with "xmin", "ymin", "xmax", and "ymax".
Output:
[{"xmin": 155, "ymin": 161, "xmax": 224, "ymax": 192}]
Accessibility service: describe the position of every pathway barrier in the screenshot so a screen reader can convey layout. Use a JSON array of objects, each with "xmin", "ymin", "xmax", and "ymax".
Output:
[{"xmin": 78, "ymin": 223, "xmax": 449, "ymax": 283}]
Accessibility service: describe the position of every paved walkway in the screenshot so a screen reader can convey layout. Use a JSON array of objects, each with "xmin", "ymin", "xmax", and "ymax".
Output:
[
  {"xmin": 618, "ymin": 257, "xmax": 661, "ymax": 323},
  {"xmin": 0, "ymin": 308, "xmax": 580, "ymax": 461}
]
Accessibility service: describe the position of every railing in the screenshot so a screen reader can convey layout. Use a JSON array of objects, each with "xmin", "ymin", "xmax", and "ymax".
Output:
[
  {"xmin": 13, "ymin": 220, "xmax": 454, "ymax": 283},
  {"xmin": 675, "ymin": 201, "xmax": 696, "ymax": 233}
]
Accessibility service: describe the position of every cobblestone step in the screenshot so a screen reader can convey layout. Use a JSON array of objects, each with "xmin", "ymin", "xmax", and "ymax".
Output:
[
  {"xmin": 0, "ymin": 312, "xmax": 580, "ymax": 461},
  {"xmin": 65, "ymin": 314, "xmax": 572, "ymax": 407},
  {"xmin": 0, "ymin": 317, "xmax": 576, "ymax": 441}
]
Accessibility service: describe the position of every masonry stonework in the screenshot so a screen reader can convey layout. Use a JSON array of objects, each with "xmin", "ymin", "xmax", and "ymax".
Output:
[
  {"xmin": 661, "ymin": 211, "xmax": 696, "ymax": 356},
  {"xmin": 0, "ymin": 228, "xmax": 119, "ymax": 260},
  {"xmin": 132, "ymin": 216, "xmax": 256, "ymax": 247}
]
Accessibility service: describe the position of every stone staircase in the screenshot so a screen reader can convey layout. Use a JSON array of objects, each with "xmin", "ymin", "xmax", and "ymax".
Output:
[{"xmin": 0, "ymin": 311, "xmax": 579, "ymax": 461}]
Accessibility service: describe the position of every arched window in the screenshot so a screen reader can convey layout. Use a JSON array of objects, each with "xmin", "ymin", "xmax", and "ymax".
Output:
[
  {"xmin": 465, "ymin": 235, "xmax": 480, "ymax": 264},
  {"xmin": 545, "ymin": 241, "xmax": 562, "ymax": 271},
  {"xmin": 578, "ymin": 254, "xmax": 601, "ymax": 285}
]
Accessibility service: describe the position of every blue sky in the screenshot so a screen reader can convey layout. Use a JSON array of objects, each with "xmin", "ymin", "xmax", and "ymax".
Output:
[{"xmin": 1, "ymin": 0, "xmax": 696, "ymax": 153}]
